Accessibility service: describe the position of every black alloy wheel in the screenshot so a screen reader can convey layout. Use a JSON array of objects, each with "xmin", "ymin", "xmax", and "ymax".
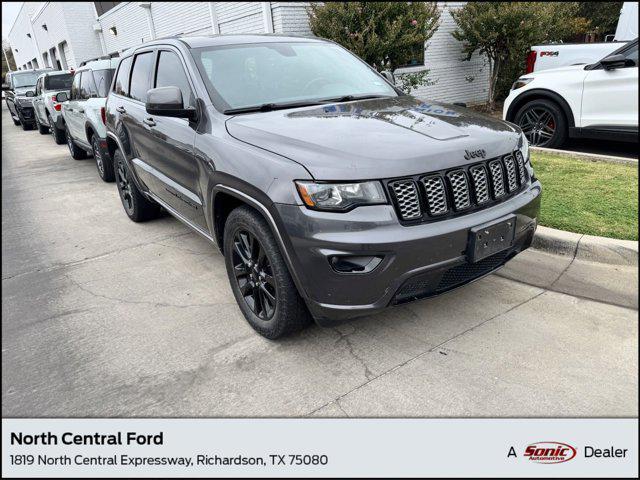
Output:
[
  {"xmin": 518, "ymin": 106, "xmax": 556, "ymax": 146},
  {"xmin": 231, "ymin": 229, "xmax": 278, "ymax": 320},
  {"xmin": 115, "ymin": 156, "xmax": 134, "ymax": 216}
]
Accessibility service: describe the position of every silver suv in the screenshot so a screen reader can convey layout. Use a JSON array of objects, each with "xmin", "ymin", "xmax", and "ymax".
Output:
[
  {"xmin": 33, "ymin": 70, "xmax": 74, "ymax": 144},
  {"xmin": 60, "ymin": 58, "xmax": 118, "ymax": 182}
]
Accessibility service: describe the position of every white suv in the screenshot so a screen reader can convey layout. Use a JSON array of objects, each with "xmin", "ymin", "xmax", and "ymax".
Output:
[
  {"xmin": 504, "ymin": 39, "xmax": 638, "ymax": 148},
  {"xmin": 60, "ymin": 58, "xmax": 118, "ymax": 181}
]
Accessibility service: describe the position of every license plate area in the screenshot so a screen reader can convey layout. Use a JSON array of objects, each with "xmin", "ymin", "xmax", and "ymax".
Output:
[{"xmin": 468, "ymin": 215, "xmax": 516, "ymax": 263}]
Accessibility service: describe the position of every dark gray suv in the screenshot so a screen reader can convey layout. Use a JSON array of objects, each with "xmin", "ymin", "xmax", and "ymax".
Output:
[{"xmin": 105, "ymin": 35, "xmax": 541, "ymax": 339}]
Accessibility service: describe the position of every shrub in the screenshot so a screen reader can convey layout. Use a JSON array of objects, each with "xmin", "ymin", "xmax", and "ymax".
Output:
[{"xmin": 308, "ymin": 2, "xmax": 440, "ymax": 93}]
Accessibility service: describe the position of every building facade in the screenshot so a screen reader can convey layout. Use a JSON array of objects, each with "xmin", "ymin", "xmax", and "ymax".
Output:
[{"xmin": 8, "ymin": 1, "xmax": 489, "ymax": 104}]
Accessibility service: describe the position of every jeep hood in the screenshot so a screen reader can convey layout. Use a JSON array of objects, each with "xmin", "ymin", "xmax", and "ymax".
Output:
[
  {"xmin": 14, "ymin": 86, "xmax": 36, "ymax": 97},
  {"xmin": 226, "ymin": 96, "xmax": 521, "ymax": 180}
]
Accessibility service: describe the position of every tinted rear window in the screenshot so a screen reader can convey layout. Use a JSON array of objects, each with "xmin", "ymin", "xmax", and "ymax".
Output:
[
  {"xmin": 129, "ymin": 52, "xmax": 154, "ymax": 102},
  {"xmin": 45, "ymin": 74, "xmax": 73, "ymax": 91},
  {"xmin": 93, "ymin": 69, "xmax": 115, "ymax": 97},
  {"xmin": 113, "ymin": 57, "xmax": 132, "ymax": 96}
]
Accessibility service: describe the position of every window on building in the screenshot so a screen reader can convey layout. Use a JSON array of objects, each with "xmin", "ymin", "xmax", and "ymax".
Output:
[
  {"xmin": 113, "ymin": 56, "xmax": 132, "ymax": 96},
  {"xmin": 80, "ymin": 70, "xmax": 98, "ymax": 99},
  {"xmin": 129, "ymin": 52, "xmax": 154, "ymax": 102},
  {"xmin": 155, "ymin": 51, "xmax": 194, "ymax": 107},
  {"xmin": 70, "ymin": 72, "xmax": 82, "ymax": 100},
  {"xmin": 94, "ymin": 2, "xmax": 121, "ymax": 17}
]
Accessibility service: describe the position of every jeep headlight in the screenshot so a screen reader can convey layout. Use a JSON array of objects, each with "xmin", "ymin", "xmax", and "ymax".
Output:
[
  {"xmin": 518, "ymin": 131, "xmax": 530, "ymax": 162},
  {"xmin": 295, "ymin": 181, "xmax": 387, "ymax": 211},
  {"xmin": 511, "ymin": 77, "xmax": 533, "ymax": 91}
]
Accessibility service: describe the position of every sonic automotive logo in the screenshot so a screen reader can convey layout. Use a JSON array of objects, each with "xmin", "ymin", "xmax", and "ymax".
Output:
[{"xmin": 524, "ymin": 441, "xmax": 577, "ymax": 464}]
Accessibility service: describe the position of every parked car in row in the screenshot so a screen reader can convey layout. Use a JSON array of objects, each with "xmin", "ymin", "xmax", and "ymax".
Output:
[
  {"xmin": 3, "ymin": 68, "xmax": 53, "ymax": 130},
  {"xmin": 526, "ymin": 1, "xmax": 637, "ymax": 73},
  {"xmin": 32, "ymin": 70, "xmax": 74, "ymax": 143},
  {"xmin": 57, "ymin": 58, "xmax": 118, "ymax": 182},
  {"xmin": 103, "ymin": 35, "xmax": 540, "ymax": 338},
  {"xmin": 505, "ymin": 38, "xmax": 638, "ymax": 148}
]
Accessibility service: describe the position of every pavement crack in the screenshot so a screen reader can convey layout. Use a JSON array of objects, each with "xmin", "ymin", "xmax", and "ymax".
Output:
[
  {"xmin": 65, "ymin": 275, "xmax": 228, "ymax": 309},
  {"xmin": 307, "ymin": 290, "xmax": 544, "ymax": 416},
  {"xmin": 549, "ymin": 233, "xmax": 584, "ymax": 288},
  {"xmin": 333, "ymin": 327, "xmax": 375, "ymax": 381}
]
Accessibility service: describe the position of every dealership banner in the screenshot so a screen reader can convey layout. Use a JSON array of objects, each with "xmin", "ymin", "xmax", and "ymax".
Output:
[{"xmin": 2, "ymin": 418, "xmax": 637, "ymax": 477}]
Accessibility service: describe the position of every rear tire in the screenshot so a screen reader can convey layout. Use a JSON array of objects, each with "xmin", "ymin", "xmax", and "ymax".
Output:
[
  {"xmin": 36, "ymin": 114, "xmax": 49, "ymax": 134},
  {"xmin": 49, "ymin": 115, "xmax": 66, "ymax": 144},
  {"xmin": 514, "ymin": 98, "xmax": 567, "ymax": 148},
  {"xmin": 113, "ymin": 149, "xmax": 162, "ymax": 222},
  {"xmin": 223, "ymin": 206, "xmax": 312, "ymax": 339},
  {"xmin": 66, "ymin": 127, "xmax": 88, "ymax": 160},
  {"xmin": 92, "ymin": 135, "xmax": 115, "ymax": 182}
]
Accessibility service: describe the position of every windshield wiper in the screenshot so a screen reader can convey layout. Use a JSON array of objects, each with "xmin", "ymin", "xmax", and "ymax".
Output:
[
  {"xmin": 223, "ymin": 100, "xmax": 325, "ymax": 115},
  {"xmin": 319, "ymin": 94, "xmax": 394, "ymax": 103}
]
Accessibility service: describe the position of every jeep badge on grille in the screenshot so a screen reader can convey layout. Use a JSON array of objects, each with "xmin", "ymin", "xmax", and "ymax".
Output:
[{"xmin": 464, "ymin": 149, "xmax": 486, "ymax": 160}]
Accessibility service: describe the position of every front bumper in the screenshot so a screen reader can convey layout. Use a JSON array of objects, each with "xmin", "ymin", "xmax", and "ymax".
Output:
[
  {"xmin": 16, "ymin": 104, "xmax": 35, "ymax": 124},
  {"xmin": 276, "ymin": 180, "xmax": 541, "ymax": 325}
]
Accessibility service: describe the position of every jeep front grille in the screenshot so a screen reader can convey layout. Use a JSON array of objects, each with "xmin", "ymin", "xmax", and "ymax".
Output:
[
  {"xmin": 387, "ymin": 151, "xmax": 529, "ymax": 224},
  {"xmin": 421, "ymin": 175, "xmax": 448, "ymax": 216},
  {"xmin": 389, "ymin": 180, "xmax": 422, "ymax": 220}
]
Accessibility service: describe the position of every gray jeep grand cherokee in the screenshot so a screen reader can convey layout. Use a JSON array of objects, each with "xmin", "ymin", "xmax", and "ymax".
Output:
[{"xmin": 105, "ymin": 35, "xmax": 541, "ymax": 339}]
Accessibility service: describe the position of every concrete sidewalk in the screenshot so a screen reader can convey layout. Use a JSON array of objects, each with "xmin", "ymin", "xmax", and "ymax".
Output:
[{"xmin": 2, "ymin": 105, "xmax": 638, "ymax": 418}]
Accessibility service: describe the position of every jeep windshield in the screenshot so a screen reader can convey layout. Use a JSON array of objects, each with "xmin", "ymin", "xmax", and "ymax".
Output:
[
  {"xmin": 191, "ymin": 42, "xmax": 398, "ymax": 113},
  {"xmin": 12, "ymin": 72, "xmax": 41, "ymax": 88}
]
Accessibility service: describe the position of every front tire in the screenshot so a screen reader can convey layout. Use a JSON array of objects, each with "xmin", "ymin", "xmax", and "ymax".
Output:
[
  {"xmin": 514, "ymin": 99, "xmax": 567, "ymax": 148},
  {"xmin": 223, "ymin": 206, "xmax": 311, "ymax": 339},
  {"xmin": 113, "ymin": 149, "xmax": 162, "ymax": 222},
  {"xmin": 92, "ymin": 136, "xmax": 115, "ymax": 182},
  {"xmin": 66, "ymin": 128, "xmax": 88, "ymax": 160}
]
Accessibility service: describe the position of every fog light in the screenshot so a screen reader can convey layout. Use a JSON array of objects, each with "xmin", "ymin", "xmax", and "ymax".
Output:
[{"xmin": 329, "ymin": 255, "xmax": 382, "ymax": 274}]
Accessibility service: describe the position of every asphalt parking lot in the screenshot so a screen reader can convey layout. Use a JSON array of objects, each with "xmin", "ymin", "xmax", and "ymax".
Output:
[{"xmin": 2, "ymin": 104, "xmax": 638, "ymax": 418}]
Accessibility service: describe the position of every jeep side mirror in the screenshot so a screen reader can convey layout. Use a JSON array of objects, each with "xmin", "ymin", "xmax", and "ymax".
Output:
[
  {"xmin": 380, "ymin": 70, "xmax": 395, "ymax": 85},
  {"xmin": 55, "ymin": 91, "xmax": 69, "ymax": 102},
  {"xmin": 25, "ymin": 90, "xmax": 35, "ymax": 97},
  {"xmin": 145, "ymin": 86, "xmax": 196, "ymax": 119},
  {"xmin": 601, "ymin": 54, "xmax": 632, "ymax": 70}
]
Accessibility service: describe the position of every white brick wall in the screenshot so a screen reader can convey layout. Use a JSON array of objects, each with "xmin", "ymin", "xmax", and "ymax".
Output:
[
  {"xmin": 396, "ymin": 2, "xmax": 490, "ymax": 104},
  {"xmin": 97, "ymin": 3, "xmax": 152, "ymax": 53},
  {"xmin": 271, "ymin": 2, "xmax": 312, "ymax": 35}
]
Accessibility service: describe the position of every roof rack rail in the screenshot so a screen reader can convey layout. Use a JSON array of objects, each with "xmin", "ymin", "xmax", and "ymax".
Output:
[{"xmin": 78, "ymin": 52, "xmax": 119, "ymax": 68}]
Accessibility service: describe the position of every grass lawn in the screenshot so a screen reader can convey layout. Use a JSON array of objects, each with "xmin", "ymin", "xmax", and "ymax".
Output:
[{"xmin": 531, "ymin": 151, "xmax": 638, "ymax": 240}]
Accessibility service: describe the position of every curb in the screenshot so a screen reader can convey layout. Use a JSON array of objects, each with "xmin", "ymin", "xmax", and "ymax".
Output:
[
  {"xmin": 532, "ymin": 225, "xmax": 638, "ymax": 266},
  {"xmin": 531, "ymin": 146, "xmax": 638, "ymax": 166}
]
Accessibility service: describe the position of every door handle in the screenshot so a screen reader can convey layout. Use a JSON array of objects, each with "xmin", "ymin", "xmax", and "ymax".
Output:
[
  {"xmin": 143, "ymin": 117, "xmax": 156, "ymax": 127},
  {"xmin": 116, "ymin": 106, "xmax": 126, "ymax": 113}
]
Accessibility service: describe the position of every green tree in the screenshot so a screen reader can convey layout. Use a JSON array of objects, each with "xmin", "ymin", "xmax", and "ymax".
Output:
[
  {"xmin": 578, "ymin": 2, "xmax": 623, "ymax": 39},
  {"xmin": 308, "ymin": 2, "xmax": 440, "ymax": 93},
  {"xmin": 451, "ymin": 2, "xmax": 588, "ymax": 109},
  {"xmin": 2, "ymin": 46, "xmax": 17, "ymax": 84}
]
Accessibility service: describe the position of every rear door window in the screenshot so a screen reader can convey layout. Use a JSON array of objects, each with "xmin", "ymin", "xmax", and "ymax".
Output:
[
  {"xmin": 114, "ymin": 56, "xmax": 132, "ymax": 96},
  {"xmin": 129, "ymin": 52, "xmax": 154, "ymax": 102},
  {"xmin": 70, "ymin": 72, "xmax": 82, "ymax": 100},
  {"xmin": 80, "ymin": 71, "xmax": 98, "ymax": 99}
]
